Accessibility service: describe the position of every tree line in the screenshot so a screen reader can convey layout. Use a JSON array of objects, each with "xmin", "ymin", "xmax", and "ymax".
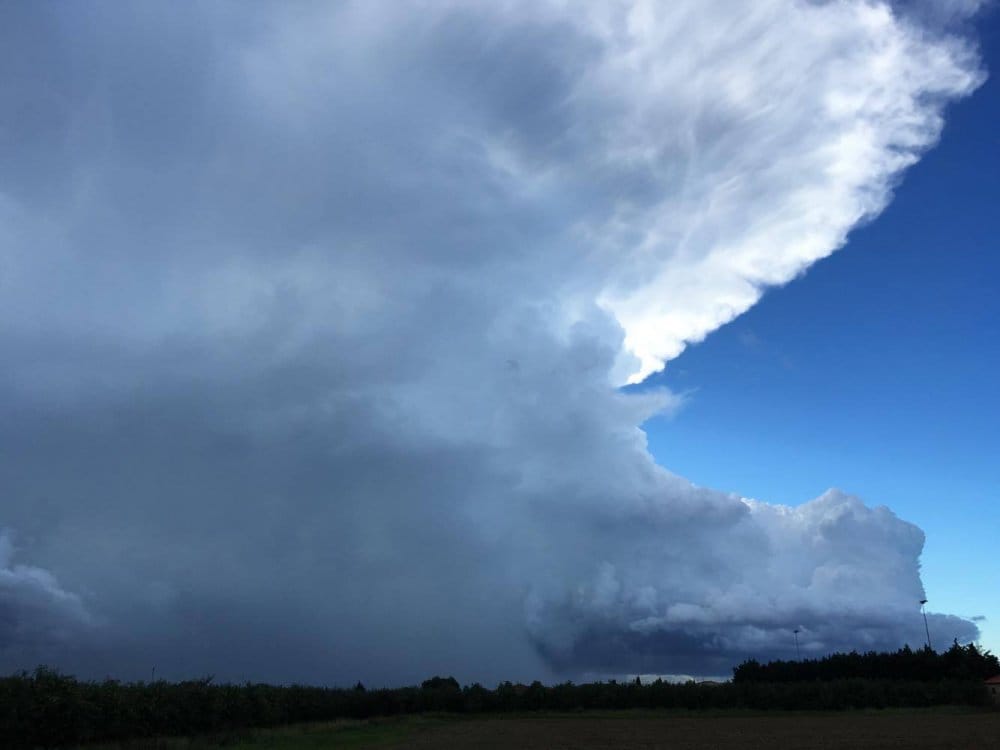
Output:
[
  {"xmin": 733, "ymin": 641, "xmax": 1000, "ymax": 683},
  {"xmin": 3, "ymin": 647, "xmax": 997, "ymax": 748}
]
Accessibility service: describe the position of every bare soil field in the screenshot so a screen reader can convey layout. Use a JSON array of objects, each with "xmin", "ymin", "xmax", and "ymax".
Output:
[{"xmin": 380, "ymin": 711, "xmax": 1000, "ymax": 750}]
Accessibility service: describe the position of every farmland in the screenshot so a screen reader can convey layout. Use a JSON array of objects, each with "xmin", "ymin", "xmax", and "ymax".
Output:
[
  {"xmin": 387, "ymin": 711, "xmax": 1000, "ymax": 749},
  {"xmin": 81, "ymin": 710, "xmax": 1000, "ymax": 750}
]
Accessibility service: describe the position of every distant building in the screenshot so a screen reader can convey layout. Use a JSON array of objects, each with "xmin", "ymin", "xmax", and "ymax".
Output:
[{"xmin": 986, "ymin": 675, "xmax": 1000, "ymax": 705}]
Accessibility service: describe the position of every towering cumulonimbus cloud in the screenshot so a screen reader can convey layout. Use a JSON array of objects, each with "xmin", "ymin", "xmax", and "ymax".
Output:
[{"xmin": 0, "ymin": 0, "xmax": 985, "ymax": 681}]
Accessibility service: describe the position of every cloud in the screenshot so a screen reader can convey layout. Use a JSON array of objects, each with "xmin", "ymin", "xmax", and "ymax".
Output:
[
  {"xmin": 0, "ymin": 531, "xmax": 93, "ymax": 657},
  {"xmin": 527, "ymin": 490, "xmax": 978, "ymax": 675},
  {"xmin": 584, "ymin": 0, "xmax": 984, "ymax": 382},
  {"xmin": 0, "ymin": 1, "xmax": 985, "ymax": 681}
]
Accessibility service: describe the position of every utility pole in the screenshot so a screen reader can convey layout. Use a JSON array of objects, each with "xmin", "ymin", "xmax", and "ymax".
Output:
[
  {"xmin": 920, "ymin": 599, "xmax": 932, "ymax": 651},
  {"xmin": 793, "ymin": 629, "xmax": 801, "ymax": 661}
]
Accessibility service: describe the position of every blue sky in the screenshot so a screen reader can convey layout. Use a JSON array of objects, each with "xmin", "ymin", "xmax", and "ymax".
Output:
[{"xmin": 643, "ymin": 8, "xmax": 1000, "ymax": 656}]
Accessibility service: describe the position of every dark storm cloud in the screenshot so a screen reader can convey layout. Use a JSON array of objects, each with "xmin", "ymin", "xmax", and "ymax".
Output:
[
  {"xmin": 0, "ymin": 1, "xmax": 984, "ymax": 681},
  {"xmin": 0, "ymin": 531, "xmax": 93, "ymax": 661}
]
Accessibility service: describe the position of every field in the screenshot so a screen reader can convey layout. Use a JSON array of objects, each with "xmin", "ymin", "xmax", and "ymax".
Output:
[
  {"xmin": 388, "ymin": 712, "xmax": 1000, "ymax": 749},
  {"xmin": 82, "ymin": 709, "xmax": 1000, "ymax": 749}
]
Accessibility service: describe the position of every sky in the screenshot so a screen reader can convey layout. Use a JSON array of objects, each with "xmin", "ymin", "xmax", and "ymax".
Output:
[
  {"xmin": 640, "ymin": 7, "xmax": 1000, "ymax": 656},
  {"xmin": 0, "ymin": 0, "xmax": 996, "ymax": 686}
]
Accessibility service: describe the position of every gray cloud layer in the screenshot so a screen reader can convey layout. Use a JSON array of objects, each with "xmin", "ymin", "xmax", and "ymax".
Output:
[
  {"xmin": 0, "ymin": 531, "xmax": 93, "ymax": 660},
  {"xmin": 0, "ymin": 1, "xmax": 984, "ymax": 683}
]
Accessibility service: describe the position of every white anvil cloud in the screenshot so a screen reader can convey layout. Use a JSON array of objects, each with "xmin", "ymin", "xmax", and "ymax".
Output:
[{"xmin": 572, "ymin": 1, "xmax": 981, "ymax": 382}]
